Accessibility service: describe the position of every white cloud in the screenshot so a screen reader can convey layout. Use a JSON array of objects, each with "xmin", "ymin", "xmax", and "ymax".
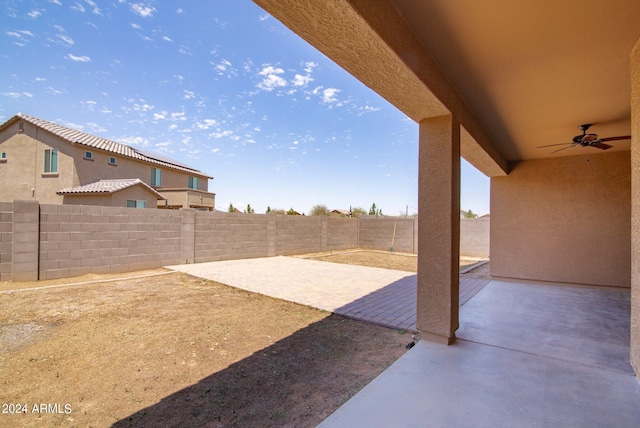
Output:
[
  {"xmin": 321, "ymin": 87, "xmax": 340, "ymax": 103},
  {"xmin": 71, "ymin": 2, "xmax": 85, "ymax": 13},
  {"xmin": 130, "ymin": 3, "xmax": 157, "ymax": 18},
  {"xmin": 196, "ymin": 119, "xmax": 217, "ymax": 130},
  {"xmin": 303, "ymin": 61, "xmax": 318, "ymax": 73},
  {"xmin": 67, "ymin": 53, "xmax": 91, "ymax": 62},
  {"xmin": 35, "ymin": 77, "xmax": 46, "ymax": 81},
  {"xmin": 183, "ymin": 90, "xmax": 195, "ymax": 99},
  {"xmin": 2, "ymin": 92, "xmax": 31, "ymax": 99},
  {"xmin": 47, "ymin": 86, "xmax": 64, "ymax": 95},
  {"xmin": 86, "ymin": 122, "xmax": 106, "ymax": 133},
  {"xmin": 85, "ymin": 0, "xmax": 102, "ymax": 15},
  {"xmin": 257, "ymin": 65, "xmax": 287, "ymax": 91},
  {"xmin": 170, "ymin": 112, "xmax": 186, "ymax": 121},
  {"xmin": 162, "ymin": 35, "xmax": 173, "ymax": 42},
  {"xmin": 49, "ymin": 0, "xmax": 62, "ymax": 5},
  {"xmin": 258, "ymin": 14, "xmax": 269, "ymax": 22},
  {"xmin": 101, "ymin": 108, "xmax": 112, "ymax": 114},
  {"xmin": 28, "ymin": 9, "xmax": 42, "ymax": 18},
  {"xmin": 119, "ymin": 136, "xmax": 150, "ymax": 148},
  {"xmin": 153, "ymin": 111, "xmax": 167, "ymax": 120},
  {"xmin": 130, "ymin": 23, "xmax": 142, "ymax": 29},
  {"xmin": 211, "ymin": 59, "xmax": 233, "ymax": 76},
  {"xmin": 292, "ymin": 73, "xmax": 313, "ymax": 87},
  {"xmin": 6, "ymin": 30, "xmax": 34, "ymax": 44},
  {"xmin": 178, "ymin": 46, "xmax": 192, "ymax": 56},
  {"xmin": 176, "ymin": 8, "xmax": 184, "ymax": 14},
  {"xmin": 56, "ymin": 34, "xmax": 75, "ymax": 46},
  {"xmin": 81, "ymin": 100, "xmax": 97, "ymax": 110},
  {"xmin": 209, "ymin": 130, "xmax": 233, "ymax": 139}
]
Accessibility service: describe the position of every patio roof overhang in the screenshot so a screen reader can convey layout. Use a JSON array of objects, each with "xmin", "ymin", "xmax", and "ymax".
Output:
[{"xmin": 254, "ymin": 0, "xmax": 640, "ymax": 172}]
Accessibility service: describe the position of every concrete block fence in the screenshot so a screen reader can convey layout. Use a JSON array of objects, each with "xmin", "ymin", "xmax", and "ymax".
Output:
[{"xmin": 1, "ymin": 201, "xmax": 489, "ymax": 281}]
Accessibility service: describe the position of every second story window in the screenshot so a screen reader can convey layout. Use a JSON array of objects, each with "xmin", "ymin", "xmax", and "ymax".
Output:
[
  {"xmin": 150, "ymin": 167, "xmax": 162, "ymax": 187},
  {"xmin": 0, "ymin": 151, "xmax": 6, "ymax": 161},
  {"xmin": 84, "ymin": 151, "xmax": 93, "ymax": 160},
  {"xmin": 188, "ymin": 176, "xmax": 198, "ymax": 189},
  {"xmin": 44, "ymin": 149, "xmax": 58, "ymax": 173},
  {"xmin": 108, "ymin": 157, "xmax": 117, "ymax": 165}
]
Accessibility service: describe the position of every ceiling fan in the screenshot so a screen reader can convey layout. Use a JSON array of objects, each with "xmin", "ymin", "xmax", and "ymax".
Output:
[{"xmin": 537, "ymin": 124, "xmax": 631, "ymax": 154}]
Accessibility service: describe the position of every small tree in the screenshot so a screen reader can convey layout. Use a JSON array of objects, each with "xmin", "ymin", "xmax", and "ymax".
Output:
[
  {"xmin": 266, "ymin": 206, "xmax": 272, "ymax": 214},
  {"xmin": 351, "ymin": 207, "xmax": 366, "ymax": 217},
  {"xmin": 287, "ymin": 208, "xmax": 298, "ymax": 215},
  {"xmin": 228, "ymin": 203, "xmax": 235, "ymax": 213},
  {"xmin": 309, "ymin": 204, "xmax": 329, "ymax": 216},
  {"xmin": 463, "ymin": 209, "xmax": 477, "ymax": 219},
  {"xmin": 245, "ymin": 204, "xmax": 255, "ymax": 214},
  {"xmin": 369, "ymin": 203, "xmax": 382, "ymax": 217}
]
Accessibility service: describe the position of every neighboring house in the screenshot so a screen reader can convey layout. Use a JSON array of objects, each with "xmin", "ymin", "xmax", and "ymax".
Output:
[
  {"xmin": 0, "ymin": 113, "xmax": 215, "ymax": 209},
  {"xmin": 331, "ymin": 209, "xmax": 351, "ymax": 216},
  {"xmin": 57, "ymin": 179, "xmax": 165, "ymax": 208}
]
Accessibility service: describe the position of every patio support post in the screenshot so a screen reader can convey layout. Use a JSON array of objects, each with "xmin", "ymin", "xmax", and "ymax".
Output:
[
  {"xmin": 417, "ymin": 114, "xmax": 461, "ymax": 344},
  {"xmin": 630, "ymin": 36, "xmax": 640, "ymax": 377}
]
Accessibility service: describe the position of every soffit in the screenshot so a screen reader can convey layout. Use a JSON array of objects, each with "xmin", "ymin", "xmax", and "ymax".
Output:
[{"xmin": 391, "ymin": 0, "xmax": 640, "ymax": 161}]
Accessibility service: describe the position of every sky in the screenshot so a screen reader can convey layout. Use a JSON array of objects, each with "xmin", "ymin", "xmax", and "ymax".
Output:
[{"xmin": 1, "ymin": 0, "xmax": 490, "ymax": 216}]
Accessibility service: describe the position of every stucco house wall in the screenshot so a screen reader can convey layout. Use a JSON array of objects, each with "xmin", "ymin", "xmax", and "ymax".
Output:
[
  {"xmin": 630, "ymin": 36, "xmax": 640, "ymax": 378},
  {"xmin": 0, "ymin": 122, "xmax": 73, "ymax": 204},
  {"xmin": 491, "ymin": 151, "xmax": 631, "ymax": 288},
  {"xmin": 0, "ymin": 115, "xmax": 213, "ymax": 208},
  {"xmin": 60, "ymin": 185, "xmax": 161, "ymax": 208}
]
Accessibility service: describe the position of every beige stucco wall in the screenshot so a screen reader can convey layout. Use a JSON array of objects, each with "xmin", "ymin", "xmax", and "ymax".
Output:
[
  {"xmin": 491, "ymin": 151, "xmax": 631, "ymax": 287},
  {"xmin": 61, "ymin": 185, "xmax": 160, "ymax": 208},
  {"xmin": 0, "ymin": 122, "xmax": 74, "ymax": 204},
  {"xmin": 0, "ymin": 122, "xmax": 210, "ymax": 206},
  {"xmin": 73, "ymin": 145, "xmax": 209, "ymax": 191},
  {"xmin": 630, "ymin": 36, "xmax": 640, "ymax": 376}
]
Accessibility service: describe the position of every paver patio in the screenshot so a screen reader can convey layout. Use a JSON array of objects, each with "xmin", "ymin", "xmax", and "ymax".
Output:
[{"xmin": 167, "ymin": 256, "xmax": 489, "ymax": 331}]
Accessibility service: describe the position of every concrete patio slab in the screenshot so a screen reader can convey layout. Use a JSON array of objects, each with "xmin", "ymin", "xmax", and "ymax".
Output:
[
  {"xmin": 167, "ymin": 256, "xmax": 488, "ymax": 332},
  {"xmin": 320, "ymin": 279, "xmax": 640, "ymax": 427}
]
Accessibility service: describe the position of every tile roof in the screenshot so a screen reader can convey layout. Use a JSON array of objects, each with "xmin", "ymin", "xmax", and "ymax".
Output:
[
  {"xmin": 2, "ymin": 113, "xmax": 212, "ymax": 178},
  {"xmin": 57, "ymin": 178, "xmax": 165, "ymax": 199}
]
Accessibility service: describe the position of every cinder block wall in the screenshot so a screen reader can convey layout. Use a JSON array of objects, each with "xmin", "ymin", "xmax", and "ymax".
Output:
[
  {"xmin": 275, "ymin": 215, "xmax": 323, "ymax": 255},
  {"xmin": 326, "ymin": 217, "xmax": 358, "ymax": 251},
  {"xmin": 1, "ymin": 202, "xmax": 490, "ymax": 281},
  {"xmin": 0, "ymin": 202, "xmax": 14, "ymax": 281},
  {"xmin": 195, "ymin": 212, "xmax": 270, "ymax": 262},
  {"xmin": 460, "ymin": 218, "xmax": 490, "ymax": 258},
  {"xmin": 358, "ymin": 217, "xmax": 416, "ymax": 253},
  {"xmin": 39, "ymin": 204, "xmax": 184, "ymax": 280}
]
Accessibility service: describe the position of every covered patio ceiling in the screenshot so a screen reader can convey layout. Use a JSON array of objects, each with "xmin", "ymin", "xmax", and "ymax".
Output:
[{"xmin": 254, "ymin": 0, "xmax": 640, "ymax": 174}]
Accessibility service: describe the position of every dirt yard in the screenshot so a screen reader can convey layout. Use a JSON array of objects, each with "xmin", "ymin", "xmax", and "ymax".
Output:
[
  {"xmin": 302, "ymin": 249, "xmax": 481, "ymax": 273},
  {"xmin": 0, "ymin": 254, "xmax": 416, "ymax": 427}
]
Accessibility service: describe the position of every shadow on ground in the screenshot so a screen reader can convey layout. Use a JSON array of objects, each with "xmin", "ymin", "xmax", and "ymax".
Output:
[{"xmin": 113, "ymin": 313, "xmax": 407, "ymax": 428}]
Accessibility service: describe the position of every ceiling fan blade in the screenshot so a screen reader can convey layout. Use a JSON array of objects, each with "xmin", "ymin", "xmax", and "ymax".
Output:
[
  {"xmin": 536, "ymin": 143, "xmax": 573, "ymax": 148},
  {"xmin": 590, "ymin": 142, "xmax": 613, "ymax": 150},
  {"xmin": 550, "ymin": 145, "xmax": 576, "ymax": 154},
  {"xmin": 600, "ymin": 135, "xmax": 631, "ymax": 142}
]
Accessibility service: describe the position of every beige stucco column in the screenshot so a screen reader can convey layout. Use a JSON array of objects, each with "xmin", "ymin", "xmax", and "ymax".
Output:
[
  {"xmin": 417, "ymin": 115, "xmax": 461, "ymax": 344},
  {"xmin": 630, "ymin": 37, "xmax": 640, "ymax": 377}
]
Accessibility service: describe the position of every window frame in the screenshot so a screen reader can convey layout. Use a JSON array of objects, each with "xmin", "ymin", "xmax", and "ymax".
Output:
[
  {"xmin": 150, "ymin": 167, "xmax": 162, "ymax": 187},
  {"xmin": 188, "ymin": 176, "xmax": 199, "ymax": 190},
  {"xmin": 84, "ymin": 151, "xmax": 93, "ymax": 160},
  {"xmin": 126, "ymin": 200, "xmax": 147, "ymax": 209},
  {"xmin": 44, "ymin": 148, "xmax": 59, "ymax": 173},
  {"xmin": 108, "ymin": 156, "xmax": 117, "ymax": 166}
]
